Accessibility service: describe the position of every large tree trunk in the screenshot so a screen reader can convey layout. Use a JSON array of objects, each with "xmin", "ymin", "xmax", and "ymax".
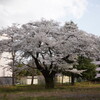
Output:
[
  {"xmin": 44, "ymin": 74, "xmax": 55, "ymax": 89},
  {"xmin": 32, "ymin": 55, "xmax": 56, "ymax": 88}
]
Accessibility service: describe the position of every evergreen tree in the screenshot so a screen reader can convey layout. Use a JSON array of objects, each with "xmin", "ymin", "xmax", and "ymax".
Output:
[{"xmin": 77, "ymin": 56, "xmax": 97, "ymax": 81}]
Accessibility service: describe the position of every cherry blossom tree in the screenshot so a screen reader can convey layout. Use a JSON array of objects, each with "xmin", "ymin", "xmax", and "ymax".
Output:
[
  {"xmin": 12, "ymin": 20, "xmax": 99, "ymax": 88},
  {"xmin": 0, "ymin": 20, "xmax": 100, "ymax": 88},
  {"xmin": 62, "ymin": 21, "xmax": 100, "ymax": 59}
]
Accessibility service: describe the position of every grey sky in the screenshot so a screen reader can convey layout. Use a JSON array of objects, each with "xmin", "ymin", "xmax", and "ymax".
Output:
[{"xmin": 0, "ymin": 0, "xmax": 100, "ymax": 36}]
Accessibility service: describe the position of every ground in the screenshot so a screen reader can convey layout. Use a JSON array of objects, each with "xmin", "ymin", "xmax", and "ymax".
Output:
[{"xmin": 0, "ymin": 82, "xmax": 100, "ymax": 100}]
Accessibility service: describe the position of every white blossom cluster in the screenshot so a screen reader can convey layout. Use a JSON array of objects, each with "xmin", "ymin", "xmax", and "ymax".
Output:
[{"xmin": 0, "ymin": 19, "xmax": 100, "ymax": 75}]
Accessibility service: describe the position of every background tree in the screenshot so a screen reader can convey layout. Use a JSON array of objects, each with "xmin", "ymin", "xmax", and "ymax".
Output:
[
  {"xmin": 0, "ymin": 24, "xmax": 21, "ymax": 85},
  {"xmin": 15, "ymin": 64, "xmax": 39, "ymax": 85},
  {"xmin": 62, "ymin": 66, "xmax": 85, "ymax": 85},
  {"xmin": 76, "ymin": 56, "xmax": 97, "ymax": 81}
]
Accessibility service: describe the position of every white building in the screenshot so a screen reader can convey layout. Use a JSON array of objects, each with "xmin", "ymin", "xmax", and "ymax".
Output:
[
  {"xmin": 19, "ymin": 75, "xmax": 45, "ymax": 85},
  {"xmin": 19, "ymin": 74, "xmax": 71, "ymax": 85},
  {"xmin": 0, "ymin": 52, "xmax": 12, "ymax": 85},
  {"xmin": 55, "ymin": 74, "xmax": 71, "ymax": 84},
  {"xmin": 0, "ymin": 52, "xmax": 12, "ymax": 77}
]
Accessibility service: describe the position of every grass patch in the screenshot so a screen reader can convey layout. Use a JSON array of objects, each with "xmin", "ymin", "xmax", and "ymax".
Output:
[
  {"xmin": 0, "ymin": 82, "xmax": 100, "ymax": 100},
  {"xmin": 0, "ymin": 85, "xmax": 46, "ymax": 93},
  {"xmin": 0, "ymin": 96, "xmax": 100, "ymax": 100}
]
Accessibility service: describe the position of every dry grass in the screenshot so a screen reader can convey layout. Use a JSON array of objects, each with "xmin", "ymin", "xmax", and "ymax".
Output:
[{"xmin": 0, "ymin": 82, "xmax": 100, "ymax": 100}]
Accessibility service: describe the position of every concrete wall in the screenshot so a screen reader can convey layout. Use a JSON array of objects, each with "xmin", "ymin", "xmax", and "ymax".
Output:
[
  {"xmin": 0, "ymin": 77, "xmax": 12, "ymax": 85},
  {"xmin": 0, "ymin": 52, "xmax": 12, "ymax": 77},
  {"xmin": 56, "ymin": 74, "xmax": 71, "ymax": 84},
  {"xmin": 20, "ymin": 76, "xmax": 42, "ymax": 85},
  {"xmin": 20, "ymin": 75, "xmax": 71, "ymax": 85}
]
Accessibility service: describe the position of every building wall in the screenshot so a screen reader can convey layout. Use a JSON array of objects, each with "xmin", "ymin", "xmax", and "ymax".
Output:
[
  {"xmin": 20, "ymin": 76, "xmax": 40, "ymax": 85},
  {"xmin": 56, "ymin": 75, "xmax": 71, "ymax": 83},
  {"xmin": 0, "ymin": 77, "xmax": 12, "ymax": 85},
  {"xmin": 0, "ymin": 52, "xmax": 12, "ymax": 77},
  {"xmin": 26, "ymin": 76, "xmax": 38, "ymax": 85},
  {"xmin": 20, "ymin": 75, "xmax": 71, "ymax": 85}
]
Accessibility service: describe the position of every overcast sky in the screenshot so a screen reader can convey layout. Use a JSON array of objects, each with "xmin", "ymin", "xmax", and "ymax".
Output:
[{"xmin": 0, "ymin": 0, "xmax": 100, "ymax": 36}]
